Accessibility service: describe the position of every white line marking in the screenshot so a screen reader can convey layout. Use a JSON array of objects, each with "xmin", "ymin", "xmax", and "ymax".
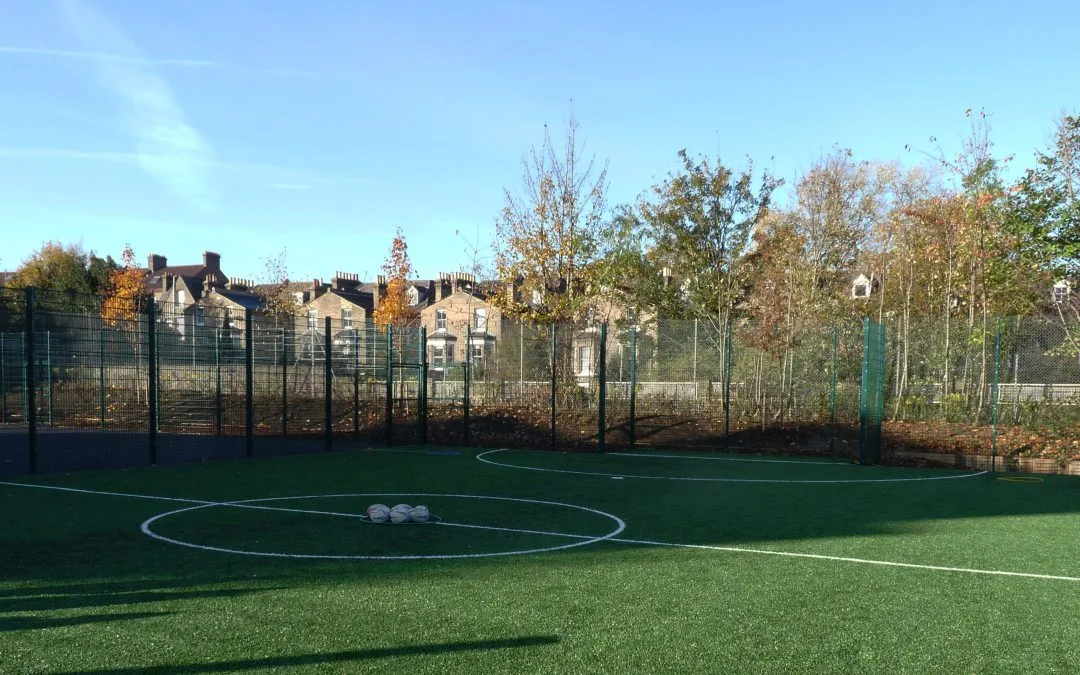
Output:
[
  {"xmin": 434, "ymin": 520, "xmax": 602, "ymax": 540},
  {"xmin": 0, "ymin": 480, "xmax": 209, "ymax": 504},
  {"xmin": 610, "ymin": 538, "xmax": 1080, "ymax": 583},
  {"xmin": 6, "ymin": 479, "xmax": 1076, "ymax": 581},
  {"xmin": 477, "ymin": 450, "xmax": 988, "ymax": 484},
  {"xmin": 610, "ymin": 452, "xmax": 852, "ymax": 466}
]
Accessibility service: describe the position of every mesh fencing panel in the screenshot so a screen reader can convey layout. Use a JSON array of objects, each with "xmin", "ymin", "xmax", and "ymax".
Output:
[{"xmin": 3, "ymin": 283, "xmax": 1078, "ymax": 475}]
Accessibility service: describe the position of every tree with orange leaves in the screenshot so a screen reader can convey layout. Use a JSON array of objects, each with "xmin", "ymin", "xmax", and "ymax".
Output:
[
  {"xmin": 102, "ymin": 245, "xmax": 148, "ymax": 327},
  {"xmin": 372, "ymin": 228, "xmax": 416, "ymax": 328}
]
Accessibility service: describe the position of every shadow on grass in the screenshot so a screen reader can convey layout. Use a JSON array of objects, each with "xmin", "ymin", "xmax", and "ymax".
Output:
[
  {"xmin": 0, "ymin": 577, "xmax": 254, "ymax": 600},
  {"xmin": 0, "ymin": 586, "xmax": 281, "ymax": 613},
  {"xmin": 57, "ymin": 635, "xmax": 561, "ymax": 674},
  {"xmin": 0, "ymin": 611, "xmax": 168, "ymax": 632}
]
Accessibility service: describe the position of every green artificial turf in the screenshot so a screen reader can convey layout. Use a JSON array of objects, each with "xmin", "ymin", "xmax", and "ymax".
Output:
[{"xmin": 2, "ymin": 446, "xmax": 1080, "ymax": 673}]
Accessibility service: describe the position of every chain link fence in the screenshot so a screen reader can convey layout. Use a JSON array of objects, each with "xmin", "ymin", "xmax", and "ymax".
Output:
[{"xmin": 1, "ymin": 285, "xmax": 1077, "ymax": 474}]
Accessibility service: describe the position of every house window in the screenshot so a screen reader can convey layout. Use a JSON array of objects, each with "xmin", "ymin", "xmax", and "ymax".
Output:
[
  {"xmin": 531, "ymin": 289, "xmax": 542, "ymax": 305},
  {"xmin": 408, "ymin": 286, "xmax": 419, "ymax": 306},
  {"xmin": 436, "ymin": 309, "xmax": 447, "ymax": 331},
  {"xmin": 431, "ymin": 345, "xmax": 450, "ymax": 367},
  {"xmin": 471, "ymin": 342, "xmax": 484, "ymax": 363},
  {"xmin": 223, "ymin": 307, "xmax": 232, "ymax": 326},
  {"xmin": 474, "ymin": 308, "xmax": 487, "ymax": 332},
  {"xmin": 576, "ymin": 345, "xmax": 593, "ymax": 376},
  {"xmin": 341, "ymin": 307, "xmax": 353, "ymax": 328},
  {"xmin": 1053, "ymin": 283, "xmax": 1070, "ymax": 304},
  {"xmin": 307, "ymin": 309, "xmax": 317, "ymax": 329},
  {"xmin": 194, "ymin": 306, "xmax": 205, "ymax": 327},
  {"xmin": 853, "ymin": 283, "xmax": 869, "ymax": 298},
  {"xmin": 177, "ymin": 289, "xmax": 186, "ymax": 305}
]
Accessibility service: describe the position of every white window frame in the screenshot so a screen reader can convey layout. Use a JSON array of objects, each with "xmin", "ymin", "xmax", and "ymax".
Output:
[
  {"xmin": 341, "ymin": 307, "xmax": 353, "ymax": 328},
  {"xmin": 474, "ymin": 307, "xmax": 487, "ymax": 332},
  {"xmin": 471, "ymin": 342, "xmax": 484, "ymax": 363},
  {"xmin": 307, "ymin": 309, "xmax": 317, "ymax": 329},
  {"xmin": 577, "ymin": 345, "xmax": 593, "ymax": 376},
  {"xmin": 432, "ymin": 345, "xmax": 445, "ymax": 367},
  {"xmin": 1053, "ymin": 282, "xmax": 1070, "ymax": 304},
  {"xmin": 436, "ymin": 309, "xmax": 447, "ymax": 331},
  {"xmin": 194, "ymin": 306, "xmax": 205, "ymax": 327},
  {"xmin": 408, "ymin": 286, "xmax": 420, "ymax": 306}
]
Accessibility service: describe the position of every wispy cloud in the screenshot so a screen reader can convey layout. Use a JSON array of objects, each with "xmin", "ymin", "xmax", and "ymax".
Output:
[
  {"xmin": 0, "ymin": 45, "xmax": 328, "ymax": 79},
  {"xmin": 53, "ymin": 0, "xmax": 216, "ymax": 208},
  {"xmin": 0, "ymin": 147, "xmax": 368, "ymax": 191}
]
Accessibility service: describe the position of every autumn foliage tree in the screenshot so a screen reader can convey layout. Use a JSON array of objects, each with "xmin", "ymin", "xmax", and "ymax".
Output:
[
  {"xmin": 256, "ymin": 249, "xmax": 300, "ymax": 320},
  {"xmin": 373, "ymin": 228, "xmax": 416, "ymax": 328},
  {"xmin": 102, "ymin": 245, "xmax": 148, "ymax": 326},
  {"xmin": 492, "ymin": 111, "xmax": 609, "ymax": 323}
]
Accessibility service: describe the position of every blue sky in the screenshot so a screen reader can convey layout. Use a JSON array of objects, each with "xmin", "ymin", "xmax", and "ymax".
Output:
[{"xmin": 0, "ymin": 0, "xmax": 1076, "ymax": 282}]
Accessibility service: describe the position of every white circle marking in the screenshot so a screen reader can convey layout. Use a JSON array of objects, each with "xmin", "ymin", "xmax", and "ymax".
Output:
[{"xmin": 140, "ymin": 493, "xmax": 625, "ymax": 560}]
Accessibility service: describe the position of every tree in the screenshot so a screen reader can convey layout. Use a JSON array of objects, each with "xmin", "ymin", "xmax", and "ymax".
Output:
[
  {"xmin": 102, "ymin": 245, "xmax": 149, "ymax": 326},
  {"xmin": 492, "ymin": 110, "xmax": 609, "ymax": 323},
  {"xmin": 789, "ymin": 149, "xmax": 886, "ymax": 326},
  {"xmin": 7, "ymin": 241, "xmax": 108, "ymax": 311},
  {"xmin": 255, "ymin": 249, "xmax": 299, "ymax": 321},
  {"xmin": 1009, "ymin": 112, "xmax": 1080, "ymax": 275},
  {"xmin": 639, "ymin": 149, "xmax": 781, "ymax": 332},
  {"xmin": 373, "ymin": 228, "xmax": 416, "ymax": 328}
]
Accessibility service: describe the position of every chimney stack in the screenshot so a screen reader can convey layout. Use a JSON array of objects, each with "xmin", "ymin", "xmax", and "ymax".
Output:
[
  {"xmin": 332, "ymin": 271, "xmax": 360, "ymax": 292},
  {"xmin": 203, "ymin": 251, "xmax": 221, "ymax": 273},
  {"xmin": 148, "ymin": 253, "xmax": 167, "ymax": 273}
]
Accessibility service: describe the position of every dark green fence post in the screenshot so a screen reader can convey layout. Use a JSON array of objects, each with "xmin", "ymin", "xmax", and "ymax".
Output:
[
  {"xmin": 629, "ymin": 327, "xmax": 637, "ymax": 447},
  {"xmin": 598, "ymin": 323, "xmax": 607, "ymax": 452},
  {"xmin": 146, "ymin": 297, "xmax": 157, "ymax": 465},
  {"xmin": 550, "ymin": 324, "xmax": 557, "ymax": 451},
  {"xmin": 463, "ymin": 321, "xmax": 471, "ymax": 447},
  {"xmin": 244, "ymin": 308, "xmax": 254, "ymax": 458},
  {"xmin": 385, "ymin": 325, "xmax": 393, "ymax": 446},
  {"xmin": 215, "ymin": 328, "xmax": 222, "ymax": 436},
  {"xmin": 724, "ymin": 321, "xmax": 732, "ymax": 445},
  {"xmin": 281, "ymin": 328, "xmax": 288, "ymax": 436},
  {"xmin": 352, "ymin": 328, "xmax": 360, "ymax": 440},
  {"xmin": 419, "ymin": 326, "xmax": 428, "ymax": 444},
  {"xmin": 324, "ymin": 316, "xmax": 333, "ymax": 451},
  {"xmin": 99, "ymin": 327, "xmax": 106, "ymax": 430},
  {"xmin": 829, "ymin": 325, "xmax": 838, "ymax": 454},
  {"xmin": 46, "ymin": 331, "xmax": 53, "ymax": 426},
  {"xmin": 25, "ymin": 287, "xmax": 37, "ymax": 473},
  {"xmin": 1, "ymin": 333, "xmax": 7, "ymax": 424},
  {"xmin": 991, "ymin": 317, "xmax": 1002, "ymax": 472}
]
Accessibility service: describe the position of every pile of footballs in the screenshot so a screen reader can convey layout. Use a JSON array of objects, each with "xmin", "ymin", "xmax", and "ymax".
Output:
[{"xmin": 366, "ymin": 503, "xmax": 430, "ymax": 524}]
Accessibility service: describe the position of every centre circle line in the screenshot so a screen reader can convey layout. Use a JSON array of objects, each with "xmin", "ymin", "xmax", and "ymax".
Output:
[{"xmin": 140, "ymin": 493, "xmax": 625, "ymax": 560}]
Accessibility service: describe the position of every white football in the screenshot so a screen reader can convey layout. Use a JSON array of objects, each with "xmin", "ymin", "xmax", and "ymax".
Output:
[
  {"xmin": 389, "ymin": 504, "xmax": 412, "ymax": 523},
  {"xmin": 409, "ymin": 505, "xmax": 430, "ymax": 523},
  {"xmin": 366, "ymin": 504, "xmax": 390, "ymax": 523}
]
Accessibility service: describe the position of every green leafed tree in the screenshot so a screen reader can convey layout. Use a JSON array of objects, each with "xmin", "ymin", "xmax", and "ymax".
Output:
[
  {"xmin": 1008, "ymin": 112, "xmax": 1080, "ymax": 275},
  {"xmin": 7, "ymin": 241, "xmax": 113, "ymax": 311},
  {"xmin": 639, "ymin": 149, "xmax": 781, "ymax": 333}
]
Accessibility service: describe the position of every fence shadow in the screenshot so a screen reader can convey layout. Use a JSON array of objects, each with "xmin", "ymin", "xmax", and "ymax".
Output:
[{"xmin": 56, "ymin": 636, "xmax": 561, "ymax": 675}]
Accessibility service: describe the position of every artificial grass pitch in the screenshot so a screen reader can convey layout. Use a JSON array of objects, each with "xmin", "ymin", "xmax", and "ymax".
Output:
[{"xmin": 2, "ymin": 446, "xmax": 1080, "ymax": 673}]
